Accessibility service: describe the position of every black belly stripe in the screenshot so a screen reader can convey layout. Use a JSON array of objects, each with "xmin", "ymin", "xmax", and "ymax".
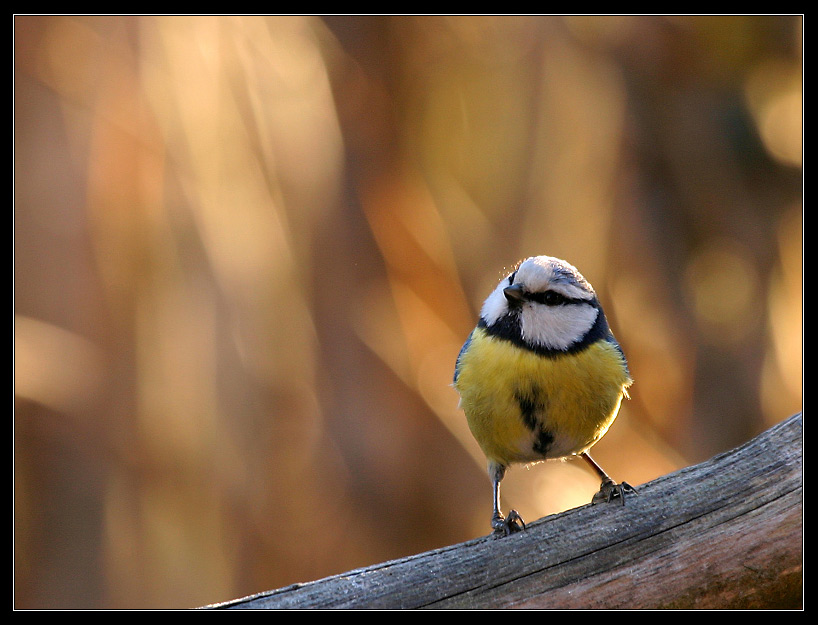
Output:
[
  {"xmin": 515, "ymin": 387, "xmax": 554, "ymax": 456},
  {"xmin": 533, "ymin": 429, "xmax": 554, "ymax": 456},
  {"xmin": 515, "ymin": 389, "xmax": 540, "ymax": 431}
]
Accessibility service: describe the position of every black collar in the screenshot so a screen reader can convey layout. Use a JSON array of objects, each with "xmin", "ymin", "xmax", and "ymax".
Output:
[{"xmin": 478, "ymin": 300, "xmax": 613, "ymax": 357}]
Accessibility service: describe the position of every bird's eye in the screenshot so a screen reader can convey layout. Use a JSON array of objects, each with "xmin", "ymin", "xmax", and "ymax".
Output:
[
  {"xmin": 545, "ymin": 291, "xmax": 564, "ymax": 305},
  {"xmin": 508, "ymin": 271, "xmax": 517, "ymax": 285},
  {"xmin": 530, "ymin": 290, "xmax": 567, "ymax": 306}
]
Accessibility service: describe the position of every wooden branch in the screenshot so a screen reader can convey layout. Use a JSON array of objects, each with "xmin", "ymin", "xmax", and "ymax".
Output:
[{"xmin": 209, "ymin": 413, "xmax": 803, "ymax": 610}]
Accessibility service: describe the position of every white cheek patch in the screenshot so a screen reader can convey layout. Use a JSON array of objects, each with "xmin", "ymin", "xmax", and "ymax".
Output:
[
  {"xmin": 521, "ymin": 302, "xmax": 598, "ymax": 350},
  {"xmin": 480, "ymin": 280, "xmax": 512, "ymax": 326}
]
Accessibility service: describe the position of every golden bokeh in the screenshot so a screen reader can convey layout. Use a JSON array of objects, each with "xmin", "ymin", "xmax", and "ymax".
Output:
[{"xmin": 15, "ymin": 15, "xmax": 802, "ymax": 608}]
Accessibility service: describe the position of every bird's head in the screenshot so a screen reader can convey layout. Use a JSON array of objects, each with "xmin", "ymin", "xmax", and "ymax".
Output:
[{"xmin": 480, "ymin": 256, "xmax": 603, "ymax": 352}]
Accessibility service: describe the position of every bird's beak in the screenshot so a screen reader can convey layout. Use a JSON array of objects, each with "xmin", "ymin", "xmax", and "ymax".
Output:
[{"xmin": 503, "ymin": 283, "xmax": 526, "ymax": 304}]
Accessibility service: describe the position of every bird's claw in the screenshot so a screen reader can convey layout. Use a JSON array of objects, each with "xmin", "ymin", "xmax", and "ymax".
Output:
[
  {"xmin": 592, "ymin": 478, "xmax": 637, "ymax": 505},
  {"xmin": 491, "ymin": 509, "xmax": 526, "ymax": 536}
]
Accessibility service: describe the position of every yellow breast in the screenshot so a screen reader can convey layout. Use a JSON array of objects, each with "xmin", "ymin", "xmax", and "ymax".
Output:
[{"xmin": 454, "ymin": 327, "xmax": 631, "ymax": 466}]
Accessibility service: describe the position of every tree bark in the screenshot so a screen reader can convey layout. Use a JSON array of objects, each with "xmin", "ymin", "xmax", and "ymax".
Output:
[{"xmin": 209, "ymin": 413, "xmax": 802, "ymax": 610}]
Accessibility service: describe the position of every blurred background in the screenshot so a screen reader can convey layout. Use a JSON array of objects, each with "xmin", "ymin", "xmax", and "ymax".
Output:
[{"xmin": 14, "ymin": 15, "xmax": 802, "ymax": 609}]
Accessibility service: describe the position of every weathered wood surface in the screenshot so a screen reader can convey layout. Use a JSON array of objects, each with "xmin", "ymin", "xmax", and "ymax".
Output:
[{"xmin": 209, "ymin": 413, "xmax": 802, "ymax": 610}]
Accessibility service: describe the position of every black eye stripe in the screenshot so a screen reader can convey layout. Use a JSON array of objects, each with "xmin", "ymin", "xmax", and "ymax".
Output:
[
  {"xmin": 528, "ymin": 290, "xmax": 565, "ymax": 305},
  {"xmin": 526, "ymin": 290, "xmax": 588, "ymax": 306},
  {"xmin": 508, "ymin": 271, "xmax": 517, "ymax": 285}
]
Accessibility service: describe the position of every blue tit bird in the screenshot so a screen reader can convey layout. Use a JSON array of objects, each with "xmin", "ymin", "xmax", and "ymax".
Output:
[{"xmin": 454, "ymin": 255, "xmax": 635, "ymax": 536}]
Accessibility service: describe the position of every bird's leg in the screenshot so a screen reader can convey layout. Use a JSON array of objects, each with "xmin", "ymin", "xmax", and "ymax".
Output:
[
  {"xmin": 489, "ymin": 462, "xmax": 525, "ymax": 536},
  {"xmin": 581, "ymin": 452, "xmax": 637, "ymax": 505}
]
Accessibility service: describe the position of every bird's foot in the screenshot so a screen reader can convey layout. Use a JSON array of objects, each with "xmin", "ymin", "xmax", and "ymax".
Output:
[
  {"xmin": 491, "ymin": 509, "xmax": 526, "ymax": 536},
  {"xmin": 591, "ymin": 478, "xmax": 637, "ymax": 505}
]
